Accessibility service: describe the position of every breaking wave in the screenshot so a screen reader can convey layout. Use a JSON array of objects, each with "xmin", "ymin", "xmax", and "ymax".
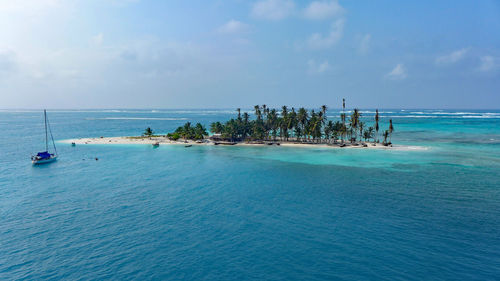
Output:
[{"xmin": 86, "ymin": 117, "xmax": 188, "ymax": 121}]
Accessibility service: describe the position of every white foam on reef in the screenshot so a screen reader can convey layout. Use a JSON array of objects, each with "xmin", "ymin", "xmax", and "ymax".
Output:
[
  {"xmin": 85, "ymin": 117, "xmax": 188, "ymax": 121},
  {"xmin": 359, "ymin": 111, "xmax": 395, "ymax": 114},
  {"xmin": 383, "ymin": 115, "xmax": 500, "ymax": 119},
  {"xmin": 386, "ymin": 115, "xmax": 441, "ymax": 118},
  {"xmin": 164, "ymin": 110, "xmax": 250, "ymax": 115},
  {"xmin": 390, "ymin": 145, "xmax": 429, "ymax": 151},
  {"xmin": 461, "ymin": 115, "xmax": 500, "ymax": 118},
  {"xmin": 408, "ymin": 111, "xmax": 500, "ymax": 116}
]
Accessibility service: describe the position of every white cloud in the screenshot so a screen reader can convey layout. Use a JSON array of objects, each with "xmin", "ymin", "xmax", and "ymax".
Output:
[
  {"xmin": 307, "ymin": 18, "xmax": 344, "ymax": 49},
  {"xmin": 217, "ymin": 20, "xmax": 249, "ymax": 34},
  {"xmin": 251, "ymin": 0, "xmax": 295, "ymax": 20},
  {"xmin": 386, "ymin": 63, "xmax": 407, "ymax": 80},
  {"xmin": 358, "ymin": 34, "xmax": 371, "ymax": 55},
  {"xmin": 435, "ymin": 48, "xmax": 468, "ymax": 65},
  {"xmin": 304, "ymin": 0, "xmax": 344, "ymax": 20},
  {"xmin": 307, "ymin": 59, "xmax": 330, "ymax": 74},
  {"xmin": 478, "ymin": 56, "xmax": 497, "ymax": 72},
  {"xmin": 92, "ymin": 33, "xmax": 104, "ymax": 46}
]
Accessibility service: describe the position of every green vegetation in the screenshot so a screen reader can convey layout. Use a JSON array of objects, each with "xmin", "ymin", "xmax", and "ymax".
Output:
[
  {"xmin": 203, "ymin": 100, "xmax": 393, "ymax": 145},
  {"xmin": 167, "ymin": 122, "xmax": 208, "ymax": 141},
  {"xmin": 148, "ymin": 99, "xmax": 395, "ymax": 146},
  {"xmin": 143, "ymin": 127, "xmax": 154, "ymax": 137},
  {"xmin": 166, "ymin": 132, "xmax": 181, "ymax": 141}
]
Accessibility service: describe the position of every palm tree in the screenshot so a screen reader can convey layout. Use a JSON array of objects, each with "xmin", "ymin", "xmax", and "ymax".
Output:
[
  {"xmin": 252, "ymin": 105, "xmax": 265, "ymax": 140},
  {"xmin": 332, "ymin": 121, "xmax": 343, "ymax": 143},
  {"xmin": 182, "ymin": 122, "xmax": 193, "ymax": 140},
  {"xmin": 367, "ymin": 127, "xmax": 375, "ymax": 142},
  {"xmin": 316, "ymin": 112, "xmax": 324, "ymax": 142},
  {"xmin": 294, "ymin": 126, "xmax": 302, "ymax": 142},
  {"xmin": 320, "ymin": 105, "xmax": 328, "ymax": 136},
  {"xmin": 143, "ymin": 127, "xmax": 154, "ymax": 137},
  {"xmin": 363, "ymin": 127, "xmax": 374, "ymax": 142},
  {"xmin": 359, "ymin": 121, "xmax": 365, "ymax": 143},
  {"xmin": 242, "ymin": 112, "xmax": 250, "ymax": 140},
  {"xmin": 308, "ymin": 110, "xmax": 322, "ymax": 142},
  {"xmin": 194, "ymin": 123, "xmax": 208, "ymax": 140},
  {"xmin": 350, "ymin": 108, "xmax": 361, "ymax": 142},
  {"xmin": 325, "ymin": 120, "xmax": 334, "ymax": 143},
  {"xmin": 388, "ymin": 119, "xmax": 394, "ymax": 144},
  {"xmin": 262, "ymin": 104, "xmax": 269, "ymax": 139},
  {"xmin": 210, "ymin": 122, "xmax": 223, "ymax": 134},
  {"xmin": 223, "ymin": 119, "xmax": 238, "ymax": 141},
  {"xmin": 321, "ymin": 105, "xmax": 328, "ymax": 117},
  {"xmin": 341, "ymin": 98, "xmax": 346, "ymax": 143},
  {"xmin": 383, "ymin": 130, "xmax": 389, "ymax": 145},
  {"xmin": 375, "ymin": 109, "xmax": 379, "ymax": 143},
  {"xmin": 280, "ymin": 106, "xmax": 288, "ymax": 141},
  {"xmin": 339, "ymin": 123, "xmax": 347, "ymax": 144},
  {"xmin": 236, "ymin": 108, "xmax": 241, "ymax": 120},
  {"xmin": 287, "ymin": 108, "xmax": 296, "ymax": 141},
  {"xmin": 254, "ymin": 105, "xmax": 261, "ymax": 120},
  {"xmin": 267, "ymin": 109, "xmax": 279, "ymax": 141},
  {"xmin": 297, "ymin": 107, "xmax": 308, "ymax": 142},
  {"xmin": 347, "ymin": 122, "xmax": 355, "ymax": 143}
]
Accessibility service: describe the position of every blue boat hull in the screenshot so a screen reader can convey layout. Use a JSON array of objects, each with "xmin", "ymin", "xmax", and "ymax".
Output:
[{"xmin": 32, "ymin": 156, "xmax": 57, "ymax": 165}]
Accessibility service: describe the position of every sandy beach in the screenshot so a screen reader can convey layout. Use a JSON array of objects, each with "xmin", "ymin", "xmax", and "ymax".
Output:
[{"xmin": 60, "ymin": 136, "xmax": 426, "ymax": 151}]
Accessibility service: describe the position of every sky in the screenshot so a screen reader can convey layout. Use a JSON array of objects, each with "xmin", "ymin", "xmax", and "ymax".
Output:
[{"xmin": 0, "ymin": 0, "xmax": 499, "ymax": 109}]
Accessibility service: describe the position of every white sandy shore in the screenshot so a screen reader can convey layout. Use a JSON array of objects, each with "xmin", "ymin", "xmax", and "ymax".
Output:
[{"xmin": 60, "ymin": 136, "xmax": 427, "ymax": 151}]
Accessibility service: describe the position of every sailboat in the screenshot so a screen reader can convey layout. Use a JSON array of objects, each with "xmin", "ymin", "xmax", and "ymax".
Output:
[{"xmin": 32, "ymin": 110, "xmax": 58, "ymax": 165}]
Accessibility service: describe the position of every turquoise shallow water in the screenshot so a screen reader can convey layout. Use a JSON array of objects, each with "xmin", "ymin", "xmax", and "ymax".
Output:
[{"xmin": 1, "ymin": 109, "xmax": 499, "ymax": 280}]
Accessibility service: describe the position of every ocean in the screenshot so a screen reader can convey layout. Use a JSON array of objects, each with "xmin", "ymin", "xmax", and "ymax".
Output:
[{"xmin": 1, "ymin": 109, "xmax": 499, "ymax": 280}]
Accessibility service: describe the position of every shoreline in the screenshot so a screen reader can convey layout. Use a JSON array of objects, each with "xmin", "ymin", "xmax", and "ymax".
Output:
[{"xmin": 60, "ymin": 136, "xmax": 427, "ymax": 151}]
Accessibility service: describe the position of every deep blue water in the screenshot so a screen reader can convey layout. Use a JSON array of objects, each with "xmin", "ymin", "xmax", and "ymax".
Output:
[{"xmin": 1, "ymin": 109, "xmax": 499, "ymax": 280}]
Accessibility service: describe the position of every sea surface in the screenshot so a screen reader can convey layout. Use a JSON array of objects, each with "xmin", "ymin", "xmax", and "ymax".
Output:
[{"xmin": 1, "ymin": 109, "xmax": 499, "ymax": 280}]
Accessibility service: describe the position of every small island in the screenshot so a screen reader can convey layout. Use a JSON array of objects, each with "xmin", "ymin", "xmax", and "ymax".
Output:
[{"xmin": 65, "ymin": 100, "xmax": 402, "ymax": 149}]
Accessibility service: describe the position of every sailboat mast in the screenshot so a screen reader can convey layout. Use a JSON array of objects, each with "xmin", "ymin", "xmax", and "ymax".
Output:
[{"xmin": 44, "ymin": 109, "xmax": 48, "ymax": 152}]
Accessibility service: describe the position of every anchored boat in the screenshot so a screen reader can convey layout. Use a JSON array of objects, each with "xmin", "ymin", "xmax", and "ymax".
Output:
[{"xmin": 32, "ymin": 110, "xmax": 58, "ymax": 165}]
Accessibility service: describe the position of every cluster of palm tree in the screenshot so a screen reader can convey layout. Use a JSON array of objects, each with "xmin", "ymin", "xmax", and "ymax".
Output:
[
  {"xmin": 166, "ymin": 122, "xmax": 208, "ymax": 141},
  {"xmin": 207, "ymin": 102, "xmax": 394, "ymax": 144}
]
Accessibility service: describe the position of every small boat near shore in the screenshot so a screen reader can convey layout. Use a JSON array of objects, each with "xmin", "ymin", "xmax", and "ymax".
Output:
[
  {"xmin": 152, "ymin": 142, "xmax": 160, "ymax": 148},
  {"xmin": 185, "ymin": 144, "xmax": 192, "ymax": 147},
  {"xmin": 214, "ymin": 141, "xmax": 237, "ymax": 145},
  {"xmin": 32, "ymin": 110, "xmax": 58, "ymax": 165}
]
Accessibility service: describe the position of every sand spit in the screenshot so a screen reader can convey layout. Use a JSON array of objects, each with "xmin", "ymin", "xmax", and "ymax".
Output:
[{"xmin": 60, "ymin": 136, "xmax": 427, "ymax": 151}]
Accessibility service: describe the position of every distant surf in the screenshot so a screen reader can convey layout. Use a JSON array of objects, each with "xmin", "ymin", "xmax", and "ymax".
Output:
[{"xmin": 85, "ymin": 117, "xmax": 189, "ymax": 121}]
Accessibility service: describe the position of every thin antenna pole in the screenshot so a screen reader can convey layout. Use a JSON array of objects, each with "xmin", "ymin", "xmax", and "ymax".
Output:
[
  {"xmin": 47, "ymin": 112, "xmax": 58, "ymax": 156},
  {"xmin": 44, "ymin": 109, "xmax": 48, "ymax": 152},
  {"xmin": 342, "ymin": 98, "xmax": 346, "ymax": 124},
  {"xmin": 342, "ymin": 98, "xmax": 346, "ymax": 143}
]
